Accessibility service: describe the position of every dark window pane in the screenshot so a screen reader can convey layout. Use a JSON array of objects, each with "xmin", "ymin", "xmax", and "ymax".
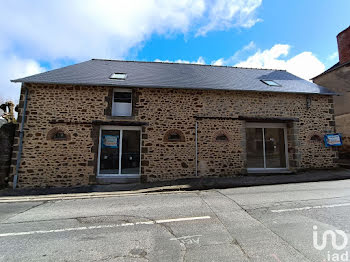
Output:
[
  {"xmin": 99, "ymin": 130, "xmax": 120, "ymax": 174},
  {"xmin": 168, "ymin": 133, "xmax": 181, "ymax": 141},
  {"xmin": 246, "ymin": 128, "xmax": 264, "ymax": 168},
  {"xmin": 216, "ymin": 134, "xmax": 228, "ymax": 141},
  {"xmin": 114, "ymin": 92, "xmax": 132, "ymax": 103},
  {"xmin": 265, "ymin": 128, "xmax": 286, "ymax": 168},
  {"xmin": 121, "ymin": 130, "xmax": 140, "ymax": 174},
  {"xmin": 53, "ymin": 132, "xmax": 66, "ymax": 140}
]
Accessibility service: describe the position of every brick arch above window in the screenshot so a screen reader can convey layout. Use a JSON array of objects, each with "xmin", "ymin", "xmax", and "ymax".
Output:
[
  {"xmin": 164, "ymin": 129, "xmax": 185, "ymax": 142},
  {"xmin": 47, "ymin": 127, "xmax": 71, "ymax": 141},
  {"xmin": 213, "ymin": 130, "xmax": 230, "ymax": 143}
]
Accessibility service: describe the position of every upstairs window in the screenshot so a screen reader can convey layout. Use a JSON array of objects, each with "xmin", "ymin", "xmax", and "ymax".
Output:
[{"xmin": 112, "ymin": 89, "xmax": 132, "ymax": 116}]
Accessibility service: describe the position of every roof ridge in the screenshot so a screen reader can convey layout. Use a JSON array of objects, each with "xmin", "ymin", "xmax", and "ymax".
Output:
[
  {"xmin": 91, "ymin": 58, "xmax": 287, "ymax": 72},
  {"xmin": 312, "ymin": 60, "xmax": 350, "ymax": 80}
]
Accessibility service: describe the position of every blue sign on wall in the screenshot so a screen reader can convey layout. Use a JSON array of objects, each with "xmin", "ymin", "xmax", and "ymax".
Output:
[
  {"xmin": 324, "ymin": 133, "xmax": 343, "ymax": 147},
  {"xmin": 102, "ymin": 135, "xmax": 119, "ymax": 148}
]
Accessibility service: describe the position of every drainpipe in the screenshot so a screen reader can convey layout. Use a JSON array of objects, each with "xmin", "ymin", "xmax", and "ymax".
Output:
[
  {"xmin": 195, "ymin": 121, "xmax": 198, "ymax": 176},
  {"xmin": 13, "ymin": 87, "xmax": 28, "ymax": 189}
]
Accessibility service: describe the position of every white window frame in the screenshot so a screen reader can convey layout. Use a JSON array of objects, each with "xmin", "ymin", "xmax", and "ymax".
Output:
[
  {"xmin": 97, "ymin": 125, "xmax": 142, "ymax": 178},
  {"xmin": 112, "ymin": 88, "xmax": 132, "ymax": 117},
  {"xmin": 110, "ymin": 73, "xmax": 127, "ymax": 80},
  {"xmin": 245, "ymin": 122, "xmax": 289, "ymax": 173}
]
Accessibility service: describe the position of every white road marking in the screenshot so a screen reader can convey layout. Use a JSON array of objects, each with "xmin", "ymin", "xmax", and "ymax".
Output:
[
  {"xmin": 0, "ymin": 216, "xmax": 211, "ymax": 237},
  {"xmin": 270, "ymin": 202, "xmax": 350, "ymax": 213},
  {"xmin": 156, "ymin": 216, "xmax": 210, "ymax": 223},
  {"xmin": 170, "ymin": 235, "xmax": 202, "ymax": 241}
]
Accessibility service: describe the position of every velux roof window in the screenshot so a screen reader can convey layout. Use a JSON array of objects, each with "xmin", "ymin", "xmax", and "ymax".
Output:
[
  {"xmin": 110, "ymin": 73, "xmax": 127, "ymax": 80},
  {"xmin": 261, "ymin": 80, "xmax": 281, "ymax": 86}
]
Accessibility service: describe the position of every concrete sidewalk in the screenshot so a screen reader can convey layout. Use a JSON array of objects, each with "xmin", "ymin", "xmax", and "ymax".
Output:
[{"xmin": 0, "ymin": 168, "xmax": 350, "ymax": 201}]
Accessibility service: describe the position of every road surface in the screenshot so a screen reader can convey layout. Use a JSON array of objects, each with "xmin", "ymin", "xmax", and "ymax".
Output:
[{"xmin": 1, "ymin": 179, "xmax": 350, "ymax": 261}]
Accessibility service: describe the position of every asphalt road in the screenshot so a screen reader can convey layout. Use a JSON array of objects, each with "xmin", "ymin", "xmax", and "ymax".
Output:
[{"xmin": 0, "ymin": 179, "xmax": 350, "ymax": 262}]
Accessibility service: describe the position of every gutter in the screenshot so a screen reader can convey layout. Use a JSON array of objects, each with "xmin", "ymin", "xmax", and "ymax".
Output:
[
  {"xmin": 13, "ymin": 87, "xmax": 28, "ymax": 189},
  {"xmin": 10, "ymin": 80, "xmax": 337, "ymax": 96}
]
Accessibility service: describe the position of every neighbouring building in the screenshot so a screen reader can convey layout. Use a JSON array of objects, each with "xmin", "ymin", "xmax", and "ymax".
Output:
[
  {"xmin": 9, "ymin": 59, "xmax": 338, "ymax": 188},
  {"xmin": 0, "ymin": 102, "xmax": 16, "ymax": 186},
  {"xmin": 313, "ymin": 26, "xmax": 350, "ymax": 158}
]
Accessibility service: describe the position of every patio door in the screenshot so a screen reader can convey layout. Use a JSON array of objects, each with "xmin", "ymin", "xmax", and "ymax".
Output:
[
  {"xmin": 98, "ymin": 126, "xmax": 141, "ymax": 177},
  {"xmin": 246, "ymin": 123, "xmax": 288, "ymax": 172}
]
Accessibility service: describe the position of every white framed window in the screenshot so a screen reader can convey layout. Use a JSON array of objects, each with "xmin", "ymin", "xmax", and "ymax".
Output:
[
  {"xmin": 112, "ymin": 88, "xmax": 132, "ymax": 116},
  {"xmin": 110, "ymin": 73, "xmax": 127, "ymax": 80},
  {"xmin": 97, "ymin": 125, "xmax": 142, "ymax": 178},
  {"xmin": 245, "ymin": 122, "xmax": 289, "ymax": 172},
  {"xmin": 260, "ymin": 80, "xmax": 281, "ymax": 86}
]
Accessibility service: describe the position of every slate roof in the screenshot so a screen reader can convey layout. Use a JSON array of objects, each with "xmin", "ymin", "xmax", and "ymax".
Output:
[
  {"xmin": 312, "ymin": 60, "xmax": 350, "ymax": 80},
  {"xmin": 12, "ymin": 59, "xmax": 335, "ymax": 95}
]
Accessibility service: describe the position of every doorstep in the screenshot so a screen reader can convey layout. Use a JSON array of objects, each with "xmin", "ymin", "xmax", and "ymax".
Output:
[
  {"xmin": 247, "ymin": 169, "xmax": 294, "ymax": 175},
  {"xmin": 96, "ymin": 176, "xmax": 140, "ymax": 184}
]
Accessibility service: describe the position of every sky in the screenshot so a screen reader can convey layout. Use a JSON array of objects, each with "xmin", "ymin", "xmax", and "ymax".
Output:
[{"xmin": 0, "ymin": 0, "xmax": 349, "ymax": 103}]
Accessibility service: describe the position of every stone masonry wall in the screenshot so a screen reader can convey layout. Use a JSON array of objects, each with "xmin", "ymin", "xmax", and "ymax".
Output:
[
  {"xmin": 9, "ymin": 83, "xmax": 337, "ymax": 187},
  {"xmin": 196, "ymin": 119, "xmax": 245, "ymax": 177},
  {"xmin": 336, "ymin": 113, "xmax": 350, "ymax": 156},
  {"xmin": 9, "ymin": 84, "xmax": 108, "ymax": 187}
]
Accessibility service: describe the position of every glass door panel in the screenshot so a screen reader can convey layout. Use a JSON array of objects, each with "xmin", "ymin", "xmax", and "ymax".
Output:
[
  {"xmin": 246, "ymin": 128, "xmax": 264, "ymax": 168},
  {"xmin": 99, "ymin": 130, "xmax": 120, "ymax": 174},
  {"xmin": 246, "ymin": 125, "xmax": 288, "ymax": 170},
  {"xmin": 264, "ymin": 128, "xmax": 286, "ymax": 168},
  {"xmin": 121, "ymin": 130, "xmax": 141, "ymax": 174}
]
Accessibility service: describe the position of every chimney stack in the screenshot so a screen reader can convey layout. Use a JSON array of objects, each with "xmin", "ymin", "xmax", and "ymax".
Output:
[{"xmin": 337, "ymin": 26, "xmax": 350, "ymax": 64}]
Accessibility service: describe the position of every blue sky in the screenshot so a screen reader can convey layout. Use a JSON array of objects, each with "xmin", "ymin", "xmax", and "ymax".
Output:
[{"xmin": 0, "ymin": 0, "xmax": 349, "ymax": 103}]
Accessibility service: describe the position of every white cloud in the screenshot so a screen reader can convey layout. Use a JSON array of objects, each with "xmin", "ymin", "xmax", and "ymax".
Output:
[
  {"xmin": 211, "ymin": 41, "xmax": 256, "ymax": 65},
  {"xmin": 0, "ymin": 0, "xmax": 263, "ymax": 101},
  {"xmin": 155, "ymin": 57, "xmax": 206, "ymax": 64},
  {"xmin": 0, "ymin": 0, "xmax": 261, "ymax": 61},
  {"xmin": 284, "ymin": 52, "xmax": 326, "ymax": 80},
  {"xmin": 0, "ymin": 0, "xmax": 206, "ymax": 60},
  {"xmin": 212, "ymin": 58, "xmax": 225, "ymax": 66},
  {"xmin": 234, "ymin": 44, "xmax": 325, "ymax": 80},
  {"xmin": 328, "ymin": 51, "xmax": 338, "ymax": 61},
  {"xmin": 235, "ymin": 44, "xmax": 289, "ymax": 68},
  {"xmin": 0, "ymin": 54, "xmax": 45, "ymax": 103},
  {"xmin": 196, "ymin": 0, "xmax": 262, "ymax": 36}
]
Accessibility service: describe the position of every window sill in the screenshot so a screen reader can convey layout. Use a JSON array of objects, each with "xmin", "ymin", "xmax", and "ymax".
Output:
[{"xmin": 107, "ymin": 115, "xmax": 135, "ymax": 120}]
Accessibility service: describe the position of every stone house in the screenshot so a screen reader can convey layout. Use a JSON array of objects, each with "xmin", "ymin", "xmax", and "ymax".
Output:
[
  {"xmin": 10, "ymin": 59, "xmax": 337, "ymax": 188},
  {"xmin": 312, "ymin": 26, "xmax": 350, "ymax": 158}
]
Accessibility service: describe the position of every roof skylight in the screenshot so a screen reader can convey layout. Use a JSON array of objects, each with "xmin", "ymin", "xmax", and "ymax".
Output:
[
  {"xmin": 110, "ymin": 73, "xmax": 127, "ymax": 80},
  {"xmin": 261, "ymin": 80, "xmax": 281, "ymax": 86}
]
